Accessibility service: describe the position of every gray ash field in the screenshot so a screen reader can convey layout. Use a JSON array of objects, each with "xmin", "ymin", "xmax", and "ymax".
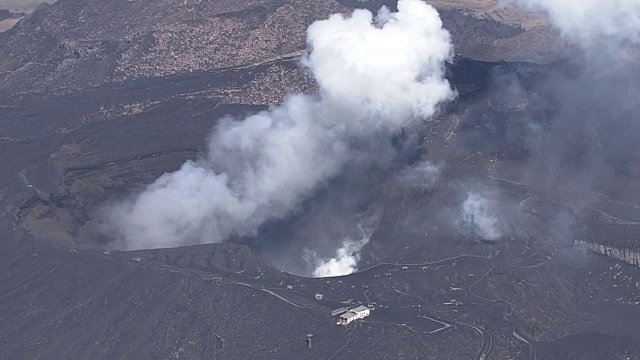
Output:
[{"xmin": 1, "ymin": 0, "xmax": 640, "ymax": 359}]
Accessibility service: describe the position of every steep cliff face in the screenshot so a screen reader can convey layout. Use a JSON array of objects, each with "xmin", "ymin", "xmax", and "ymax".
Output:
[{"xmin": 577, "ymin": 240, "xmax": 640, "ymax": 268}]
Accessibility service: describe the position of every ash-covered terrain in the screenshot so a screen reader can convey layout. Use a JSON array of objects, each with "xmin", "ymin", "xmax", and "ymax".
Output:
[{"xmin": 1, "ymin": 0, "xmax": 640, "ymax": 359}]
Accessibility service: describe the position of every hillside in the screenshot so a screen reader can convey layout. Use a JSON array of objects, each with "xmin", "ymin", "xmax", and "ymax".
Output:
[{"xmin": 1, "ymin": 0, "xmax": 639, "ymax": 359}]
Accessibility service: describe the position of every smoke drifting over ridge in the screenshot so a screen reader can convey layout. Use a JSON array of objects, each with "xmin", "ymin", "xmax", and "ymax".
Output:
[
  {"xmin": 480, "ymin": 0, "xmax": 640, "ymax": 250},
  {"xmin": 110, "ymin": 0, "xmax": 455, "ymax": 250},
  {"xmin": 509, "ymin": 0, "xmax": 640, "ymax": 46}
]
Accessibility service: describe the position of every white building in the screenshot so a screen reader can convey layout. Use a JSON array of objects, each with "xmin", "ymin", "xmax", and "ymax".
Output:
[{"xmin": 337, "ymin": 305, "xmax": 371, "ymax": 325}]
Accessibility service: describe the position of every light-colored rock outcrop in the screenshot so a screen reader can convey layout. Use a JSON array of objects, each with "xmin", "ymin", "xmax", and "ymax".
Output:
[{"xmin": 576, "ymin": 240, "xmax": 640, "ymax": 268}]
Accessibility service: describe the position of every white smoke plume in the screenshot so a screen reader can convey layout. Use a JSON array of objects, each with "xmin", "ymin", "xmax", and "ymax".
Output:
[
  {"xmin": 310, "ymin": 225, "xmax": 374, "ymax": 278},
  {"xmin": 461, "ymin": 192, "xmax": 502, "ymax": 241},
  {"xmin": 308, "ymin": 160, "xmax": 440, "ymax": 277},
  {"xmin": 508, "ymin": 0, "xmax": 640, "ymax": 46},
  {"xmin": 110, "ymin": 0, "xmax": 455, "ymax": 250},
  {"xmin": 398, "ymin": 160, "xmax": 441, "ymax": 189}
]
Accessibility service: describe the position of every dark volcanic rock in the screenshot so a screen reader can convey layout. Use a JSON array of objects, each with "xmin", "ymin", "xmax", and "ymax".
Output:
[
  {"xmin": 0, "ymin": 0, "xmax": 639, "ymax": 359},
  {"xmin": 536, "ymin": 333, "xmax": 640, "ymax": 360},
  {"xmin": 0, "ymin": 239, "xmax": 489, "ymax": 359},
  {"xmin": 0, "ymin": 9, "xmax": 12, "ymax": 20}
]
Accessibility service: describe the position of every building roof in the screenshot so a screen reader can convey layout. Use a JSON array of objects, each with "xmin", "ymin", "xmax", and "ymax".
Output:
[
  {"xmin": 351, "ymin": 305, "xmax": 369, "ymax": 313},
  {"xmin": 340, "ymin": 312, "xmax": 356, "ymax": 320}
]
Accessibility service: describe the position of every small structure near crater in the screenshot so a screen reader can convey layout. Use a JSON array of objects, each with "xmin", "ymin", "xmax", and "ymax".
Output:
[{"xmin": 337, "ymin": 305, "xmax": 371, "ymax": 326}]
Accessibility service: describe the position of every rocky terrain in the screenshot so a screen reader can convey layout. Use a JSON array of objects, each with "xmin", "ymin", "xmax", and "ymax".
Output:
[
  {"xmin": 0, "ymin": 0, "xmax": 568, "ymax": 96},
  {"xmin": 1, "ymin": 0, "xmax": 639, "ymax": 359}
]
